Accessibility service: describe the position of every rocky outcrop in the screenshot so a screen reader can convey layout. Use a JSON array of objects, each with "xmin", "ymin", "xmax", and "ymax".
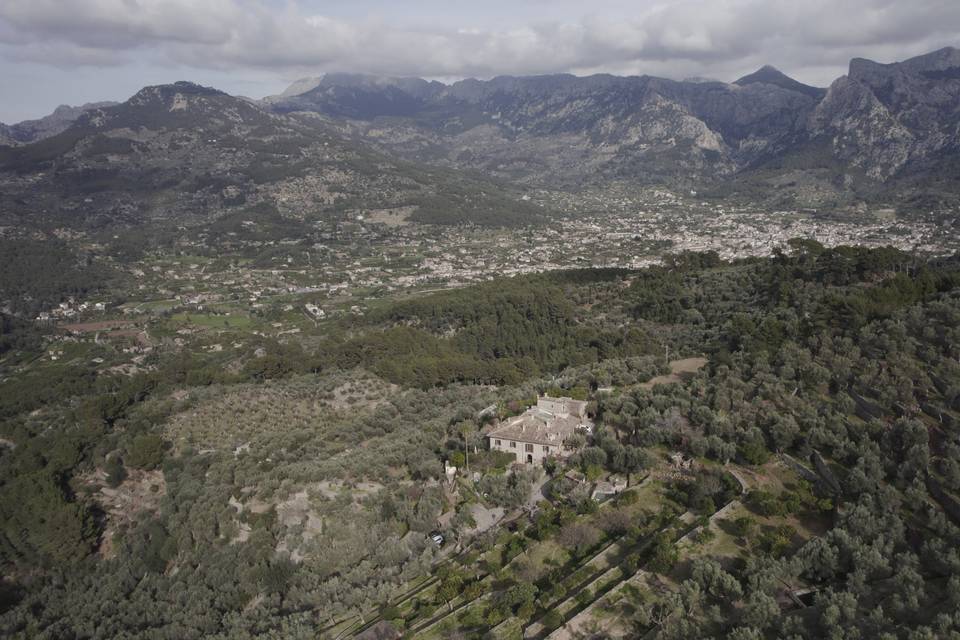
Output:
[
  {"xmin": 809, "ymin": 47, "xmax": 960, "ymax": 180},
  {"xmin": 0, "ymin": 123, "xmax": 15, "ymax": 147}
]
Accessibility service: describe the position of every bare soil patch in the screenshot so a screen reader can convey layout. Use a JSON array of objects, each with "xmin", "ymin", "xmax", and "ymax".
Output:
[
  {"xmin": 364, "ymin": 206, "xmax": 414, "ymax": 227},
  {"xmin": 639, "ymin": 357, "xmax": 707, "ymax": 388},
  {"xmin": 81, "ymin": 468, "xmax": 166, "ymax": 559},
  {"xmin": 62, "ymin": 319, "xmax": 135, "ymax": 333}
]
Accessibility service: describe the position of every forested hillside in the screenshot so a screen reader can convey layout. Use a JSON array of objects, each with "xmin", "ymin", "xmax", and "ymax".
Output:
[
  {"xmin": 0, "ymin": 238, "xmax": 117, "ymax": 316},
  {"xmin": 327, "ymin": 275, "xmax": 653, "ymax": 387},
  {"xmin": 1, "ymin": 244, "xmax": 959, "ymax": 639}
]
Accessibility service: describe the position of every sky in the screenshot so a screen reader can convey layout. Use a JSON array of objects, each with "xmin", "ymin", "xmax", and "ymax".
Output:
[{"xmin": 1, "ymin": 0, "xmax": 959, "ymax": 122}]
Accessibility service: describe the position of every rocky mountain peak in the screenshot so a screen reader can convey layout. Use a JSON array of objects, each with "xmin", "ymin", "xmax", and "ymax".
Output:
[
  {"xmin": 735, "ymin": 65, "xmax": 825, "ymax": 99},
  {"xmin": 317, "ymin": 72, "xmax": 440, "ymax": 93},
  {"xmin": 127, "ymin": 81, "xmax": 227, "ymax": 108},
  {"xmin": 276, "ymin": 76, "xmax": 323, "ymax": 98},
  {"xmin": 65, "ymin": 80, "xmax": 279, "ymax": 138},
  {"xmin": 268, "ymin": 73, "xmax": 445, "ymax": 119}
]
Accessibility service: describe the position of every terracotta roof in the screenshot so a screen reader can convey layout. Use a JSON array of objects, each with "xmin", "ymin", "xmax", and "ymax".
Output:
[{"xmin": 487, "ymin": 411, "xmax": 585, "ymax": 447}]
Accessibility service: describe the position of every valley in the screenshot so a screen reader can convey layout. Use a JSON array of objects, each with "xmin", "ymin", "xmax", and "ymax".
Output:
[{"xmin": 1, "ymin": 43, "xmax": 960, "ymax": 640}]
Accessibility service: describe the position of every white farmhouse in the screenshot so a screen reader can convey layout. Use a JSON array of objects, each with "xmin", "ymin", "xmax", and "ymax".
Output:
[{"xmin": 487, "ymin": 396, "xmax": 591, "ymax": 465}]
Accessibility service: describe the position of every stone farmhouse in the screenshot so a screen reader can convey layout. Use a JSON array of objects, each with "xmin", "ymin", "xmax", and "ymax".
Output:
[{"xmin": 487, "ymin": 396, "xmax": 592, "ymax": 465}]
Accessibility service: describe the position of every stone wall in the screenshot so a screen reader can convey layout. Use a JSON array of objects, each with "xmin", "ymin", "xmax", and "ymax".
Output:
[{"xmin": 489, "ymin": 436, "xmax": 557, "ymax": 465}]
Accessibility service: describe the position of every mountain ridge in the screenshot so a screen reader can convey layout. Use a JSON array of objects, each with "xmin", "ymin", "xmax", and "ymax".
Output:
[
  {"xmin": 260, "ymin": 47, "xmax": 960, "ymax": 203},
  {"xmin": 0, "ymin": 79, "xmax": 547, "ymax": 230},
  {"xmin": 0, "ymin": 101, "xmax": 119, "ymax": 146},
  {"xmin": 2, "ymin": 46, "xmax": 960, "ymax": 229}
]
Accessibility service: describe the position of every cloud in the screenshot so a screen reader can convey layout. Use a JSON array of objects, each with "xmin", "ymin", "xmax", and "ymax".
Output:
[
  {"xmin": 0, "ymin": 0, "xmax": 236, "ymax": 49},
  {"xmin": 1, "ymin": 0, "xmax": 958, "ymax": 86}
]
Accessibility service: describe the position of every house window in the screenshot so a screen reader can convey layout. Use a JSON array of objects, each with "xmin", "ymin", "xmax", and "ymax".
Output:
[
  {"xmin": 543, "ymin": 446, "xmax": 550, "ymax": 453},
  {"xmin": 510, "ymin": 441, "xmax": 516, "ymax": 448},
  {"xmin": 495, "ymin": 439, "xmax": 502, "ymax": 446},
  {"xmin": 525, "ymin": 443, "xmax": 534, "ymax": 452}
]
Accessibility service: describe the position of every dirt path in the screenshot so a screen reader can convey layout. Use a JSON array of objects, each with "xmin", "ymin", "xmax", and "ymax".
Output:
[
  {"xmin": 525, "ymin": 472, "xmax": 550, "ymax": 510},
  {"xmin": 726, "ymin": 467, "xmax": 755, "ymax": 492}
]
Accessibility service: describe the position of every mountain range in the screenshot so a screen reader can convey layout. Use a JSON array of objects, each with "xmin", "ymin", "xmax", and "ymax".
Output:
[
  {"xmin": 1, "ymin": 46, "xmax": 958, "ymax": 229},
  {"xmin": 263, "ymin": 47, "xmax": 960, "ymax": 199},
  {"xmin": 0, "ymin": 81, "xmax": 542, "ymax": 230}
]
